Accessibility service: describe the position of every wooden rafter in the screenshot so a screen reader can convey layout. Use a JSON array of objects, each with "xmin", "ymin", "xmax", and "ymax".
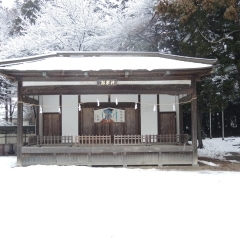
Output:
[{"xmin": 3, "ymin": 68, "xmax": 213, "ymax": 80}]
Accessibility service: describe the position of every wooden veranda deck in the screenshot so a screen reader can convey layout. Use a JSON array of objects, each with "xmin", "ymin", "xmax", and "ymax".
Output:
[{"xmin": 22, "ymin": 134, "xmax": 194, "ymax": 167}]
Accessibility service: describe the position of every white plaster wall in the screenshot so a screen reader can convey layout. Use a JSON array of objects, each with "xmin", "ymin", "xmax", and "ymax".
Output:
[
  {"xmin": 81, "ymin": 95, "xmax": 108, "ymax": 103},
  {"xmin": 110, "ymin": 94, "xmax": 138, "ymax": 103},
  {"xmin": 159, "ymin": 94, "xmax": 176, "ymax": 112},
  {"xmin": 39, "ymin": 96, "xmax": 43, "ymax": 136},
  {"xmin": 141, "ymin": 95, "xmax": 158, "ymax": 135},
  {"xmin": 62, "ymin": 95, "xmax": 78, "ymax": 137},
  {"xmin": 42, "ymin": 95, "xmax": 59, "ymax": 113}
]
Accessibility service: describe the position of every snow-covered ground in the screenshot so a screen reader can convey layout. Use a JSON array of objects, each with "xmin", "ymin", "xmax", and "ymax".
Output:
[
  {"xmin": 198, "ymin": 137, "xmax": 240, "ymax": 160},
  {"xmin": 0, "ymin": 138, "xmax": 240, "ymax": 240}
]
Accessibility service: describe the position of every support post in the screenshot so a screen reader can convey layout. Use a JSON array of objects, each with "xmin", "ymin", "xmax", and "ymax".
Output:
[
  {"xmin": 221, "ymin": 79, "xmax": 224, "ymax": 140},
  {"xmin": 222, "ymin": 108, "xmax": 224, "ymax": 140},
  {"xmin": 179, "ymin": 103, "xmax": 183, "ymax": 135},
  {"xmin": 209, "ymin": 109, "xmax": 212, "ymax": 139},
  {"xmin": 17, "ymin": 79, "xmax": 23, "ymax": 166},
  {"xmin": 191, "ymin": 77, "xmax": 198, "ymax": 166}
]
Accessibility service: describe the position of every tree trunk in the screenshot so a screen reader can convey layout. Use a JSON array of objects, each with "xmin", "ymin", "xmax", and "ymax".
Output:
[
  {"xmin": 9, "ymin": 97, "xmax": 12, "ymax": 123},
  {"xmin": 5, "ymin": 100, "xmax": 8, "ymax": 121},
  {"xmin": 197, "ymin": 103, "xmax": 204, "ymax": 148}
]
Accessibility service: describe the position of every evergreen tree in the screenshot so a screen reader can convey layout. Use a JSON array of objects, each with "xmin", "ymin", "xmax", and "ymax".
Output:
[
  {"xmin": 156, "ymin": 0, "xmax": 240, "ymax": 141},
  {"xmin": 21, "ymin": 0, "xmax": 41, "ymax": 24},
  {"xmin": 11, "ymin": 0, "xmax": 42, "ymax": 35}
]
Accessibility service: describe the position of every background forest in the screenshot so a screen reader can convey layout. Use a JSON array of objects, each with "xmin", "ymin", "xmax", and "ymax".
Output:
[{"xmin": 0, "ymin": 0, "xmax": 240, "ymax": 143}]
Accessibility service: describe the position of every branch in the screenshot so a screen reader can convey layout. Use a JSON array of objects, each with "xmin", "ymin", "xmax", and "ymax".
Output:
[
  {"xmin": 198, "ymin": 29, "xmax": 240, "ymax": 44},
  {"xmin": 131, "ymin": 12, "xmax": 157, "ymax": 36}
]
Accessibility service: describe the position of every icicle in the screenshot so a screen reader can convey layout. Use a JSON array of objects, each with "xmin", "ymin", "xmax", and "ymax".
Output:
[
  {"xmin": 135, "ymin": 103, "xmax": 137, "ymax": 110},
  {"xmin": 39, "ymin": 105, "xmax": 43, "ymax": 113},
  {"xmin": 58, "ymin": 107, "xmax": 61, "ymax": 114},
  {"xmin": 153, "ymin": 104, "xmax": 156, "ymax": 112},
  {"xmin": 97, "ymin": 99, "xmax": 100, "ymax": 106},
  {"xmin": 78, "ymin": 103, "xmax": 81, "ymax": 111},
  {"xmin": 116, "ymin": 97, "xmax": 118, "ymax": 105}
]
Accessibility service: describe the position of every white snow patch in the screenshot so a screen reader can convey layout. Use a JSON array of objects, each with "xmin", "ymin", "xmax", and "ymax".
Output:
[
  {"xmin": 198, "ymin": 160, "xmax": 219, "ymax": 167},
  {"xmin": 198, "ymin": 137, "xmax": 240, "ymax": 160},
  {"xmin": 229, "ymin": 160, "xmax": 240, "ymax": 163},
  {"xmin": 0, "ymin": 156, "xmax": 17, "ymax": 168},
  {"xmin": 0, "ymin": 138, "xmax": 240, "ymax": 240},
  {"xmin": 0, "ymin": 156, "xmax": 240, "ymax": 240}
]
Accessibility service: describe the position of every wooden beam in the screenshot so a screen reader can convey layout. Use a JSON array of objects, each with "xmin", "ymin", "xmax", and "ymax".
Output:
[
  {"xmin": 23, "ymin": 96, "xmax": 39, "ymax": 105},
  {"xmin": 17, "ymin": 79, "xmax": 23, "ymax": 166},
  {"xmin": 4, "ymin": 68, "xmax": 213, "ymax": 81},
  {"xmin": 179, "ymin": 94, "xmax": 192, "ymax": 104},
  {"xmin": 21, "ymin": 85, "xmax": 193, "ymax": 95},
  {"xmin": 81, "ymin": 102, "xmax": 135, "ymax": 108},
  {"xmin": 191, "ymin": 76, "xmax": 198, "ymax": 166}
]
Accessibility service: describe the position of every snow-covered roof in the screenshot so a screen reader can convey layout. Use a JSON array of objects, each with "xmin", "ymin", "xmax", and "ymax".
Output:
[{"xmin": 0, "ymin": 51, "xmax": 216, "ymax": 72}]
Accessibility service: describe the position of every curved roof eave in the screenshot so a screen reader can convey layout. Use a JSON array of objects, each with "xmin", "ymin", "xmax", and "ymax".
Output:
[{"xmin": 0, "ymin": 51, "xmax": 217, "ymax": 66}]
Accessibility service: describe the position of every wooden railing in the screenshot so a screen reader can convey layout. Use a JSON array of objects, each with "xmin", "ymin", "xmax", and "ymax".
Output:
[
  {"xmin": 114, "ymin": 135, "xmax": 145, "ymax": 144},
  {"xmin": 28, "ymin": 135, "xmax": 38, "ymax": 146},
  {"xmin": 28, "ymin": 134, "xmax": 188, "ymax": 146},
  {"xmin": 75, "ymin": 135, "xmax": 111, "ymax": 146},
  {"xmin": 28, "ymin": 135, "xmax": 73, "ymax": 146},
  {"xmin": 147, "ymin": 134, "xmax": 188, "ymax": 144},
  {"xmin": 114, "ymin": 134, "xmax": 188, "ymax": 145}
]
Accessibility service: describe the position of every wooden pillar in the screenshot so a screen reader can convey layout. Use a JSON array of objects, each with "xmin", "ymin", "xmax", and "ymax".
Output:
[
  {"xmin": 179, "ymin": 103, "xmax": 183, "ymax": 135},
  {"xmin": 157, "ymin": 94, "xmax": 160, "ymax": 135},
  {"xmin": 17, "ymin": 79, "xmax": 23, "ymax": 166},
  {"xmin": 191, "ymin": 77, "xmax": 198, "ymax": 166},
  {"xmin": 209, "ymin": 109, "xmax": 212, "ymax": 139},
  {"xmin": 222, "ymin": 109, "xmax": 225, "ymax": 140},
  {"xmin": 138, "ymin": 94, "xmax": 141, "ymax": 134}
]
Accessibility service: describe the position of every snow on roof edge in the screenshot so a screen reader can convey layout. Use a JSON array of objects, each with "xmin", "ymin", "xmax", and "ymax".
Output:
[
  {"xmin": 0, "ymin": 51, "xmax": 217, "ymax": 67},
  {"xmin": 0, "ymin": 52, "xmax": 58, "ymax": 65},
  {"xmin": 56, "ymin": 51, "xmax": 217, "ymax": 65},
  {"xmin": 158, "ymin": 52, "xmax": 217, "ymax": 65}
]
